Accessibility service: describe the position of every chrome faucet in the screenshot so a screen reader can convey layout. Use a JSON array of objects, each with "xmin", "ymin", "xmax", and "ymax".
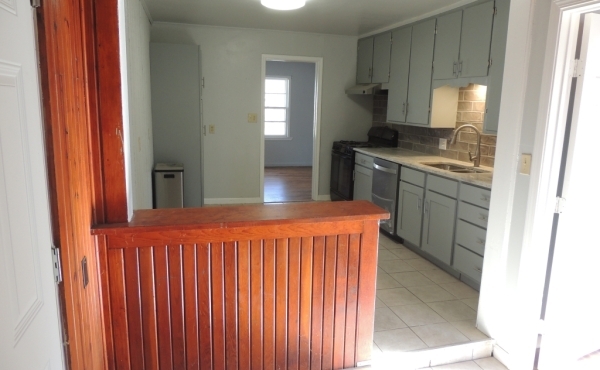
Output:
[{"xmin": 450, "ymin": 124, "xmax": 482, "ymax": 167}]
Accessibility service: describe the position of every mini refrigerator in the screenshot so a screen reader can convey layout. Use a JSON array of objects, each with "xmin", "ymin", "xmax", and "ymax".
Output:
[{"xmin": 153, "ymin": 163, "xmax": 184, "ymax": 208}]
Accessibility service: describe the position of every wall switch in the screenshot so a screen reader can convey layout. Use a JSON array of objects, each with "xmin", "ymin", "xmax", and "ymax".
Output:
[
  {"xmin": 208, "ymin": 125, "xmax": 215, "ymax": 134},
  {"xmin": 439, "ymin": 138, "xmax": 447, "ymax": 150},
  {"xmin": 248, "ymin": 113, "xmax": 258, "ymax": 123},
  {"xmin": 520, "ymin": 153, "xmax": 532, "ymax": 175}
]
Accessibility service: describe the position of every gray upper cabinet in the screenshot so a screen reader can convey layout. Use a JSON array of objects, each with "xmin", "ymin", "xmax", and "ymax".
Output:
[
  {"xmin": 459, "ymin": 1, "xmax": 495, "ymax": 78},
  {"xmin": 433, "ymin": 11, "xmax": 463, "ymax": 80},
  {"xmin": 356, "ymin": 33, "xmax": 392, "ymax": 84},
  {"xmin": 387, "ymin": 27, "xmax": 412, "ymax": 123},
  {"xmin": 372, "ymin": 32, "xmax": 392, "ymax": 83},
  {"xmin": 406, "ymin": 19, "xmax": 436, "ymax": 125},
  {"xmin": 484, "ymin": 0, "xmax": 510, "ymax": 133},
  {"xmin": 356, "ymin": 37, "xmax": 374, "ymax": 83}
]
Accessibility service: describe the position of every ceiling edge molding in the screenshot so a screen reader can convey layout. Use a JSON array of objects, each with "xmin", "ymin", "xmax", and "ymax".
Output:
[
  {"xmin": 151, "ymin": 21, "xmax": 360, "ymax": 39},
  {"xmin": 358, "ymin": 0, "xmax": 480, "ymax": 38}
]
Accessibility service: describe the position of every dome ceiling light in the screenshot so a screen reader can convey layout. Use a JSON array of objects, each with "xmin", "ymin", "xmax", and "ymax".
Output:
[{"xmin": 261, "ymin": 0, "xmax": 306, "ymax": 11}]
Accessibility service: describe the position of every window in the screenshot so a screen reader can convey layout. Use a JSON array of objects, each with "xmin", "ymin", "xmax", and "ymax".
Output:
[{"xmin": 264, "ymin": 77, "xmax": 290, "ymax": 138}]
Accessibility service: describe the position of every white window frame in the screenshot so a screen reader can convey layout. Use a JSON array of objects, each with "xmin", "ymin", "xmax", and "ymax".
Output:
[{"xmin": 264, "ymin": 76, "xmax": 291, "ymax": 140}]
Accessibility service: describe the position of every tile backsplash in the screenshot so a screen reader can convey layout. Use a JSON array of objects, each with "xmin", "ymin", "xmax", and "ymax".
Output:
[{"xmin": 373, "ymin": 84, "xmax": 496, "ymax": 167}]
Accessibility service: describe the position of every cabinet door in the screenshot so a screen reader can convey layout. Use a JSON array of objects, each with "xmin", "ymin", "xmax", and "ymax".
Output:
[
  {"xmin": 406, "ymin": 19, "xmax": 436, "ymax": 125},
  {"xmin": 372, "ymin": 32, "xmax": 392, "ymax": 83},
  {"xmin": 356, "ymin": 37, "xmax": 374, "ymax": 83},
  {"xmin": 459, "ymin": 0, "xmax": 495, "ymax": 78},
  {"xmin": 396, "ymin": 181, "xmax": 425, "ymax": 247},
  {"xmin": 433, "ymin": 11, "xmax": 462, "ymax": 80},
  {"xmin": 387, "ymin": 27, "xmax": 412, "ymax": 123},
  {"xmin": 422, "ymin": 190, "xmax": 456, "ymax": 265},
  {"xmin": 353, "ymin": 164, "xmax": 373, "ymax": 202},
  {"xmin": 484, "ymin": 0, "xmax": 509, "ymax": 133}
]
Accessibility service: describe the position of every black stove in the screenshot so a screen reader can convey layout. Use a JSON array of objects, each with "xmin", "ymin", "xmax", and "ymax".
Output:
[{"xmin": 330, "ymin": 126, "xmax": 398, "ymax": 201}]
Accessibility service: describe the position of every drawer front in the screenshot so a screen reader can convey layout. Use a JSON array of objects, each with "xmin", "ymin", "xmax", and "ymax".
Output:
[
  {"xmin": 455, "ymin": 220, "xmax": 486, "ymax": 256},
  {"xmin": 453, "ymin": 245, "xmax": 483, "ymax": 283},
  {"xmin": 458, "ymin": 201, "xmax": 489, "ymax": 228},
  {"xmin": 460, "ymin": 183, "xmax": 491, "ymax": 209},
  {"xmin": 355, "ymin": 152, "xmax": 374, "ymax": 168},
  {"xmin": 401, "ymin": 167, "xmax": 426, "ymax": 187},
  {"xmin": 426, "ymin": 174, "xmax": 458, "ymax": 198}
]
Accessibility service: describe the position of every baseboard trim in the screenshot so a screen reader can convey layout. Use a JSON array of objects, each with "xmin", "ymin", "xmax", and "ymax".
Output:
[
  {"xmin": 265, "ymin": 163, "xmax": 312, "ymax": 167},
  {"xmin": 204, "ymin": 197, "xmax": 262, "ymax": 205}
]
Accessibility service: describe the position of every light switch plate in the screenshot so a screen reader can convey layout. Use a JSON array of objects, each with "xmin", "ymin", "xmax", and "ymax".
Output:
[
  {"xmin": 520, "ymin": 153, "xmax": 532, "ymax": 175},
  {"xmin": 248, "ymin": 113, "xmax": 258, "ymax": 123},
  {"xmin": 439, "ymin": 138, "xmax": 447, "ymax": 150},
  {"xmin": 208, "ymin": 125, "xmax": 215, "ymax": 134}
]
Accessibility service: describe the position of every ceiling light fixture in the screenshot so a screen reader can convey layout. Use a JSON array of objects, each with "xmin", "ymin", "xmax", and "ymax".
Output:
[{"xmin": 261, "ymin": 0, "xmax": 306, "ymax": 11}]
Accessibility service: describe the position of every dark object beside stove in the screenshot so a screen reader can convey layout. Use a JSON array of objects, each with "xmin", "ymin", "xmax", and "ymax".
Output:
[{"xmin": 330, "ymin": 126, "xmax": 398, "ymax": 201}]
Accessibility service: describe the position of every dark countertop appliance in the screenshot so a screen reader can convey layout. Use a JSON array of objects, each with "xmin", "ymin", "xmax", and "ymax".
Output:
[{"xmin": 330, "ymin": 126, "xmax": 398, "ymax": 201}]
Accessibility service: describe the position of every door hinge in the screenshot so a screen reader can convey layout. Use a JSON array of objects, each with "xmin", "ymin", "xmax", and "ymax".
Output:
[
  {"xmin": 554, "ymin": 197, "xmax": 566, "ymax": 214},
  {"xmin": 201, "ymin": 77, "xmax": 205, "ymax": 88},
  {"xmin": 31, "ymin": 0, "xmax": 41, "ymax": 7},
  {"xmin": 572, "ymin": 59, "xmax": 584, "ymax": 78},
  {"xmin": 488, "ymin": 59, "xmax": 493, "ymax": 67},
  {"xmin": 494, "ymin": 7, "xmax": 497, "ymax": 15},
  {"xmin": 51, "ymin": 246, "xmax": 62, "ymax": 284}
]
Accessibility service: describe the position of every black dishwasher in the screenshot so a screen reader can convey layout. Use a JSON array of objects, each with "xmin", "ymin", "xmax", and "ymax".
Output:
[{"xmin": 371, "ymin": 157, "xmax": 400, "ymax": 236}]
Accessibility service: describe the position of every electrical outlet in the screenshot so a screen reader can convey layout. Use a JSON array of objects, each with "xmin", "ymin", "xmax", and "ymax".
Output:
[
  {"xmin": 439, "ymin": 138, "xmax": 447, "ymax": 150},
  {"xmin": 248, "ymin": 113, "xmax": 258, "ymax": 123},
  {"xmin": 209, "ymin": 125, "xmax": 215, "ymax": 134},
  {"xmin": 520, "ymin": 153, "xmax": 532, "ymax": 175}
]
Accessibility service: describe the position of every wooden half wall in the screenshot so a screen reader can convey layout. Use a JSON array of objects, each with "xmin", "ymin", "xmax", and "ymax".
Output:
[{"xmin": 93, "ymin": 201, "xmax": 388, "ymax": 370}]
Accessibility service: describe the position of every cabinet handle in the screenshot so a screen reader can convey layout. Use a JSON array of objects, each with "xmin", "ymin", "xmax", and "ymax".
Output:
[
  {"xmin": 453, "ymin": 62, "xmax": 458, "ymax": 78},
  {"xmin": 402, "ymin": 102, "xmax": 406, "ymax": 114},
  {"xmin": 476, "ymin": 238, "xmax": 486, "ymax": 245},
  {"xmin": 424, "ymin": 200, "xmax": 429, "ymax": 214},
  {"xmin": 458, "ymin": 60, "xmax": 463, "ymax": 75},
  {"xmin": 406, "ymin": 102, "xmax": 409, "ymax": 115},
  {"xmin": 479, "ymin": 213, "xmax": 488, "ymax": 222},
  {"xmin": 417, "ymin": 197, "xmax": 422, "ymax": 211}
]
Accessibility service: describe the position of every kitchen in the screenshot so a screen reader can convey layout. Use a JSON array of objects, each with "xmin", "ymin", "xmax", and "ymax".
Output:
[{"xmin": 5, "ymin": 0, "xmax": 596, "ymax": 368}]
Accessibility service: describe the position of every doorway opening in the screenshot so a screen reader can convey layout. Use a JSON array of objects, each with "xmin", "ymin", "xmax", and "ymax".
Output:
[{"xmin": 260, "ymin": 55, "xmax": 323, "ymax": 203}]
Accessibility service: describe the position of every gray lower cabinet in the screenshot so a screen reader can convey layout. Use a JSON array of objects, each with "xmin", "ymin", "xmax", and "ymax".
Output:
[
  {"xmin": 421, "ymin": 174, "xmax": 458, "ymax": 265},
  {"xmin": 396, "ymin": 181, "xmax": 425, "ymax": 246},
  {"xmin": 452, "ymin": 183, "xmax": 491, "ymax": 285}
]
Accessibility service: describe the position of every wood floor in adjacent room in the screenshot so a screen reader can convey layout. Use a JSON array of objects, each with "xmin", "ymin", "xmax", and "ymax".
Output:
[{"xmin": 264, "ymin": 166, "xmax": 312, "ymax": 203}]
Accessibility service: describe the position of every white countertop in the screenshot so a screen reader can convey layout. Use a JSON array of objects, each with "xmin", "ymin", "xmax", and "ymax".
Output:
[{"xmin": 354, "ymin": 147, "xmax": 493, "ymax": 189}]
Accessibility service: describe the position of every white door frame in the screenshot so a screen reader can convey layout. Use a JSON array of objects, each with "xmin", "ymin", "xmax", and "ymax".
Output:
[
  {"xmin": 480, "ymin": 0, "xmax": 600, "ymax": 368},
  {"xmin": 260, "ymin": 54, "xmax": 323, "ymax": 202}
]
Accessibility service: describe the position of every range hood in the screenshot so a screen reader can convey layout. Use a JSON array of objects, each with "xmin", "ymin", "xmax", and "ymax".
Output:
[{"xmin": 345, "ymin": 83, "xmax": 381, "ymax": 95}]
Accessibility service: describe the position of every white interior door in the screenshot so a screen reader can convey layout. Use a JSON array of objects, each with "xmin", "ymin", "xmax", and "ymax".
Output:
[
  {"xmin": 538, "ymin": 13, "xmax": 600, "ymax": 369},
  {"xmin": 0, "ymin": 1, "xmax": 65, "ymax": 369}
]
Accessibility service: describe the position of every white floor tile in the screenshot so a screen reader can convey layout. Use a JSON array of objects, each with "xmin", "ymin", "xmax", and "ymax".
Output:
[
  {"xmin": 427, "ymin": 301, "xmax": 477, "ymax": 322},
  {"xmin": 461, "ymin": 297, "xmax": 479, "ymax": 310},
  {"xmin": 378, "ymin": 259, "xmax": 416, "ymax": 273},
  {"xmin": 407, "ymin": 285, "xmax": 458, "ymax": 303},
  {"xmin": 404, "ymin": 258, "xmax": 440, "ymax": 271},
  {"xmin": 378, "ymin": 249, "xmax": 401, "ymax": 261},
  {"xmin": 389, "ymin": 271, "xmax": 435, "ymax": 287},
  {"xmin": 475, "ymin": 357, "xmax": 509, "ymax": 369},
  {"xmin": 389, "ymin": 303, "xmax": 446, "ymax": 327},
  {"xmin": 377, "ymin": 272, "xmax": 403, "ymax": 290},
  {"xmin": 375, "ymin": 297, "xmax": 386, "ymax": 308},
  {"xmin": 411, "ymin": 322, "xmax": 470, "ymax": 347},
  {"xmin": 377, "ymin": 288, "xmax": 423, "ymax": 306},
  {"xmin": 374, "ymin": 307, "xmax": 407, "ymax": 331},
  {"xmin": 449, "ymin": 320, "xmax": 489, "ymax": 341},
  {"xmin": 439, "ymin": 282, "xmax": 479, "ymax": 299},
  {"xmin": 389, "ymin": 249, "xmax": 421, "ymax": 260},
  {"xmin": 420, "ymin": 269, "xmax": 460, "ymax": 284},
  {"xmin": 373, "ymin": 328, "xmax": 428, "ymax": 352}
]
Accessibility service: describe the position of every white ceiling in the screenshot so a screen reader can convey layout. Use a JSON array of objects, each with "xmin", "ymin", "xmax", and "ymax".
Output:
[{"xmin": 143, "ymin": 0, "xmax": 478, "ymax": 37}]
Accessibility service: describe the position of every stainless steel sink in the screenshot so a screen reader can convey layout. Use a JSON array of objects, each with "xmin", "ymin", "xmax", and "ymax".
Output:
[{"xmin": 420, "ymin": 162, "xmax": 491, "ymax": 174}]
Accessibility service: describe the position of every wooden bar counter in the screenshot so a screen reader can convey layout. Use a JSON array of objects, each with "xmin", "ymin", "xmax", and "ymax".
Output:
[{"xmin": 92, "ymin": 201, "xmax": 389, "ymax": 370}]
